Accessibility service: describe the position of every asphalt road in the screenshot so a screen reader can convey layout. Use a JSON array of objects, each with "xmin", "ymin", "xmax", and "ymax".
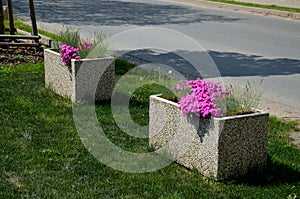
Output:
[{"xmin": 12, "ymin": 0, "xmax": 300, "ymax": 114}]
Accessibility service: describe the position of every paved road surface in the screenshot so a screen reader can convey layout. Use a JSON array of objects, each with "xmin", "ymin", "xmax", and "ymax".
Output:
[{"xmin": 12, "ymin": 0, "xmax": 300, "ymax": 118}]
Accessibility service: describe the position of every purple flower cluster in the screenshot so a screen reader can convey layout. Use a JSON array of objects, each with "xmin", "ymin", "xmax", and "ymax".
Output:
[
  {"xmin": 174, "ymin": 78, "xmax": 228, "ymax": 118},
  {"xmin": 59, "ymin": 44, "xmax": 81, "ymax": 66},
  {"xmin": 79, "ymin": 41, "xmax": 92, "ymax": 51}
]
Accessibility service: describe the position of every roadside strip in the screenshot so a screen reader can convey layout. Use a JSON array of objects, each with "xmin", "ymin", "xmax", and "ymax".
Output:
[
  {"xmin": 163, "ymin": 0, "xmax": 300, "ymax": 19},
  {"xmin": 17, "ymin": 29, "xmax": 52, "ymax": 47}
]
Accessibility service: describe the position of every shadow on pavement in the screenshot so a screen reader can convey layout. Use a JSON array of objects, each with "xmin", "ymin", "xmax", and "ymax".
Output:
[
  {"xmin": 116, "ymin": 49, "xmax": 300, "ymax": 79},
  {"xmin": 13, "ymin": 0, "xmax": 242, "ymax": 26},
  {"xmin": 210, "ymin": 51, "xmax": 300, "ymax": 77}
]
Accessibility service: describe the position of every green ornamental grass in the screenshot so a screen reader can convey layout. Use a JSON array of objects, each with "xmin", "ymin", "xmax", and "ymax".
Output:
[{"xmin": 54, "ymin": 27, "xmax": 110, "ymax": 59}]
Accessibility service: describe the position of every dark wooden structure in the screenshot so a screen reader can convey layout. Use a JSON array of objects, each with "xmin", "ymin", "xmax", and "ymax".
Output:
[
  {"xmin": 0, "ymin": 0, "xmax": 40, "ymax": 47},
  {"xmin": 0, "ymin": 0, "xmax": 5, "ymax": 34}
]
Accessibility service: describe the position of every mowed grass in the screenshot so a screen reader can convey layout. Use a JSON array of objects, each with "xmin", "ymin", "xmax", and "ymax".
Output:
[
  {"xmin": 206, "ymin": 0, "xmax": 300, "ymax": 13},
  {"xmin": 0, "ymin": 62, "xmax": 300, "ymax": 198}
]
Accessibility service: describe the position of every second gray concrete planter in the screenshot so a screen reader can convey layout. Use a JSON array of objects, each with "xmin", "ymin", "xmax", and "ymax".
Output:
[
  {"xmin": 44, "ymin": 49, "xmax": 115, "ymax": 102},
  {"xmin": 149, "ymin": 95, "xmax": 269, "ymax": 180}
]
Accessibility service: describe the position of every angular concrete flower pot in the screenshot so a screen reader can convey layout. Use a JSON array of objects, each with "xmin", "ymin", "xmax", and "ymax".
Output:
[
  {"xmin": 44, "ymin": 48, "xmax": 115, "ymax": 102},
  {"xmin": 149, "ymin": 95, "xmax": 269, "ymax": 180}
]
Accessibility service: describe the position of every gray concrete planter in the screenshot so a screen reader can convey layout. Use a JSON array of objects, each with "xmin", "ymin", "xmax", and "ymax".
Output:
[
  {"xmin": 149, "ymin": 95, "xmax": 269, "ymax": 180},
  {"xmin": 44, "ymin": 49, "xmax": 115, "ymax": 102}
]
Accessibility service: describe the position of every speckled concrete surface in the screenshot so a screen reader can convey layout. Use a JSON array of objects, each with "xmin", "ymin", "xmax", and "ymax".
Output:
[
  {"xmin": 149, "ymin": 95, "xmax": 269, "ymax": 180},
  {"xmin": 44, "ymin": 49, "xmax": 115, "ymax": 102},
  {"xmin": 44, "ymin": 49, "xmax": 74, "ymax": 98}
]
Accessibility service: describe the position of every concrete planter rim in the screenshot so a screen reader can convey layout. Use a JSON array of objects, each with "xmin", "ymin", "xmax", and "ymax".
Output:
[
  {"xmin": 44, "ymin": 48, "xmax": 114, "ymax": 62},
  {"xmin": 150, "ymin": 94, "xmax": 269, "ymax": 120}
]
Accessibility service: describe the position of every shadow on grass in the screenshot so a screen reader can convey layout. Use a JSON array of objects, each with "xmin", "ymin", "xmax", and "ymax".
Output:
[{"xmin": 230, "ymin": 155, "xmax": 300, "ymax": 186}]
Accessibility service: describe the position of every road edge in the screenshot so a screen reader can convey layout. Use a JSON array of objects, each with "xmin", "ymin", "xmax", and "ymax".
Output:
[{"xmin": 162, "ymin": 0, "xmax": 300, "ymax": 19}]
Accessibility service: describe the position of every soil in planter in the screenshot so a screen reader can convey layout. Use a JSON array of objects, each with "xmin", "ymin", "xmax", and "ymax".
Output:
[
  {"xmin": 161, "ymin": 94, "xmax": 178, "ymax": 103},
  {"xmin": 226, "ymin": 108, "xmax": 255, "ymax": 116}
]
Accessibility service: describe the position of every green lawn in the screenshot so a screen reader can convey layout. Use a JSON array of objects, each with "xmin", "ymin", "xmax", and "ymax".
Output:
[
  {"xmin": 206, "ymin": 0, "xmax": 300, "ymax": 13},
  {"xmin": 0, "ymin": 62, "xmax": 299, "ymax": 198}
]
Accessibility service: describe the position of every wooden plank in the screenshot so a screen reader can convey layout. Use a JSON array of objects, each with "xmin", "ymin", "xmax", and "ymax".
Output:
[
  {"xmin": 0, "ymin": 42, "xmax": 40, "ymax": 47},
  {"xmin": 0, "ymin": 0, "xmax": 4, "ymax": 34},
  {"xmin": 6, "ymin": 0, "xmax": 15, "ymax": 35},
  {"xmin": 28, "ymin": 0, "xmax": 38, "ymax": 43},
  {"xmin": 0, "ymin": 35, "xmax": 41, "ymax": 39}
]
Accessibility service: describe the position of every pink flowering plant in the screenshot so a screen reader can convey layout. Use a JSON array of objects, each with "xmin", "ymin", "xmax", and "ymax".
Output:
[
  {"xmin": 173, "ymin": 78, "xmax": 228, "ymax": 118},
  {"xmin": 59, "ymin": 41, "xmax": 97, "ymax": 67},
  {"xmin": 56, "ymin": 27, "xmax": 110, "ymax": 67},
  {"xmin": 59, "ymin": 44, "xmax": 81, "ymax": 66}
]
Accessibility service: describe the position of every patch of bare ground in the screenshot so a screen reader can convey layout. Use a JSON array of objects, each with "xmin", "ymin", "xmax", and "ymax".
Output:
[{"xmin": 0, "ymin": 45, "xmax": 44, "ymax": 65}]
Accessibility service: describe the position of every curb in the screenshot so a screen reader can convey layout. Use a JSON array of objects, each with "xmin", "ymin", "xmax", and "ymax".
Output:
[
  {"xmin": 17, "ymin": 29, "xmax": 52, "ymax": 47},
  {"xmin": 164, "ymin": 0, "xmax": 300, "ymax": 19}
]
